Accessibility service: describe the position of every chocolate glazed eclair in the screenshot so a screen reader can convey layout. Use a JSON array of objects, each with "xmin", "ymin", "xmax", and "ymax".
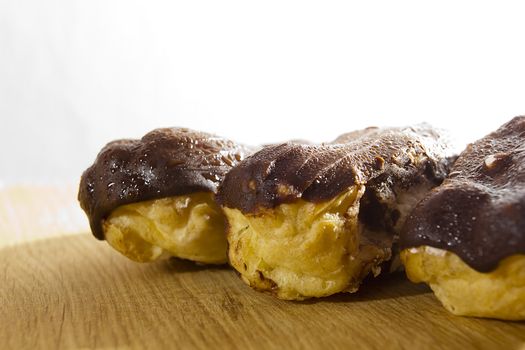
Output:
[
  {"xmin": 78, "ymin": 128, "xmax": 251, "ymax": 264},
  {"xmin": 400, "ymin": 117, "xmax": 525, "ymax": 320},
  {"xmin": 217, "ymin": 125, "xmax": 454, "ymax": 300}
]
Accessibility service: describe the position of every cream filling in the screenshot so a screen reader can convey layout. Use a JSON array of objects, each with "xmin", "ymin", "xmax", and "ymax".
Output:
[
  {"xmin": 103, "ymin": 193, "xmax": 228, "ymax": 264},
  {"xmin": 401, "ymin": 247, "xmax": 525, "ymax": 320},
  {"xmin": 224, "ymin": 186, "xmax": 397, "ymax": 299}
]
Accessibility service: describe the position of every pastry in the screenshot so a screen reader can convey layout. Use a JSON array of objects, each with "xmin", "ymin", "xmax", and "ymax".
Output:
[
  {"xmin": 400, "ymin": 116, "xmax": 525, "ymax": 320},
  {"xmin": 78, "ymin": 128, "xmax": 250, "ymax": 264},
  {"xmin": 217, "ymin": 125, "xmax": 453, "ymax": 300}
]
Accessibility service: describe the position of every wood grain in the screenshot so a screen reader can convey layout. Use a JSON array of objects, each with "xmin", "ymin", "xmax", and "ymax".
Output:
[{"xmin": 1, "ymin": 186, "xmax": 524, "ymax": 349}]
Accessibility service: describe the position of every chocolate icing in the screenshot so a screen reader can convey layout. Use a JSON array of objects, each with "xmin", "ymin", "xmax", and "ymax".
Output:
[
  {"xmin": 78, "ymin": 128, "xmax": 250, "ymax": 240},
  {"xmin": 400, "ymin": 116, "xmax": 525, "ymax": 272},
  {"xmin": 217, "ymin": 125, "xmax": 453, "ymax": 214}
]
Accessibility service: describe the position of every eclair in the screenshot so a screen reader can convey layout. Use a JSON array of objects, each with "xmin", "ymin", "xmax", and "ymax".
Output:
[
  {"xmin": 78, "ymin": 128, "xmax": 250, "ymax": 264},
  {"xmin": 217, "ymin": 125, "xmax": 453, "ymax": 300},
  {"xmin": 400, "ymin": 117, "xmax": 525, "ymax": 320}
]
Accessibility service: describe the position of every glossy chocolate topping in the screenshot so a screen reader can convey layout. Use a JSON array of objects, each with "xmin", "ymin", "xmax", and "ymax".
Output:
[
  {"xmin": 78, "ymin": 128, "xmax": 250, "ymax": 240},
  {"xmin": 217, "ymin": 125, "xmax": 453, "ymax": 214},
  {"xmin": 400, "ymin": 116, "xmax": 525, "ymax": 272}
]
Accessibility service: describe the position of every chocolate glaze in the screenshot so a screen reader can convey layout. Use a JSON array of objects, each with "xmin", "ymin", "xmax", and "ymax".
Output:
[
  {"xmin": 400, "ymin": 116, "xmax": 525, "ymax": 272},
  {"xmin": 78, "ymin": 128, "xmax": 250, "ymax": 240},
  {"xmin": 217, "ymin": 125, "xmax": 453, "ymax": 214}
]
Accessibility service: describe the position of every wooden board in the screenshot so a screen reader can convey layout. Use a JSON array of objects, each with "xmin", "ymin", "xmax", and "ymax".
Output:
[{"xmin": 1, "ymin": 186, "xmax": 524, "ymax": 349}]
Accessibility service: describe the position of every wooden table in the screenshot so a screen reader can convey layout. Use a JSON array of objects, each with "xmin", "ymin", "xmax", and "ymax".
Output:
[{"xmin": 1, "ymin": 186, "xmax": 524, "ymax": 349}]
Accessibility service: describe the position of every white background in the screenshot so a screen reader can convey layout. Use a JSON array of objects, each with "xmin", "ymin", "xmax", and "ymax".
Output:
[{"xmin": 1, "ymin": 1, "xmax": 524, "ymax": 184}]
